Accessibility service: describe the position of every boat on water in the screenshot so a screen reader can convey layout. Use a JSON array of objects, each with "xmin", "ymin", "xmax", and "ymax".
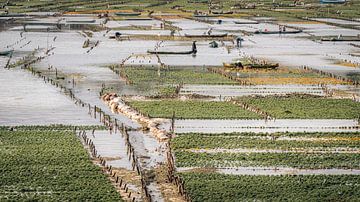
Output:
[
  {"xmin": 234, "ymin": 21, "xmax": 259, "ymax": 24},
  {"xmin": 350, "ymin": 53, "xmax": 360, "ymax": 57},
  {"xmin": 254, "ymin": 30, "xmax": 302, "ymax": 34},
  {"xmin": 66, "ymin": 19, "xmax": 96, "ymax": 23},
  {"xmin": 184, "ymin": 33, "xmax": 228, "ymax": 38},
  {"xmin": 115, "ymin": 12, "xmax": 141, "ymax": 16},
  {"xmin": 0, "ymin": 50, "xmax": 13, "ymax": 56},
  {"xmin": 193, "ymin": 14, "xmax": 220, "ymax": 18},
  {"xmin": 320, "ymin": 0, "xmax": 346, "ymax": 4},
  {"xmin": 148, "ymin": 41, "xmax": 197, "ymax": 55}
]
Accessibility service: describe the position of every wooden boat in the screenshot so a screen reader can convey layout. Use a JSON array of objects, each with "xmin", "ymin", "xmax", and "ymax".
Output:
[
  {"xmin": 184, "ymin": 33, "xmax": 228, "ymax": 38},
  {"xmin": 148, "ymin": 41, "xmax": 197, "ymax": 55},
  {"xmin": 350, "ymin": 53, "xmax": 360, "ymax": 57},
  {"xmin": 211, "ymin": 11, "xmax": 233, "ymax": 15},
  {"xmin": 122, "ymin": 18, "xmax": 152, "ymax": 21},
  {"xmin": 320, "ymin": 0, "xmax": 346, "ymax": 4},
  {"xmin": 0, "ymin": 50, "xmax": 13, "ymax": 56},
  {"xmin": 115, "ymin": 12, "xmax": 141, "ymax": 16},
  {"xmin": 234, "ymin": 21, "xmax": 259, "ymax": 24},
  {"xmin": 254, "ymin": 30, "xmax": 302, "ymax": 34},
  {"xmin": 193, "ymin": 14, "xmax": 219, "ymax": 18},
  {"xmin": 245, "ymin": 63, "xmax": 279, "ymax": 69},
  {"xmin": 66, "ymin": 19, "xmax": 96, "ymax": 23}
]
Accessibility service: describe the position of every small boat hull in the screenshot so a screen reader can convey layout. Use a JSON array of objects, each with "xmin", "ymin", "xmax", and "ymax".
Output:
[
  {"xmin": 320, "ymin": 0, "xmax": 346, "ymax": 4},
  {"xmin": 234, "ymin": 21, "xmax": 259, "ymax": 24},
  {"xmin": 0, "ymin": 50, "xmax": 13, "ymax": 56},
  {"xmin": 66, "ymin": 19, "xmax": 96, "ymax": 23},
  {"xmin": 254, "ymin": 30, "xmax": 302, "ymax": 34},
  {"xmin": 147, "ymin": 50, "xmax": 195, "ymax": 55},
  {"xmin": 185, "ymin": 33, "xmax": 228, "ymax": 38},
  {"xmin": 115, "ymin": 12, "xmax": 141, "ymax": 16}
]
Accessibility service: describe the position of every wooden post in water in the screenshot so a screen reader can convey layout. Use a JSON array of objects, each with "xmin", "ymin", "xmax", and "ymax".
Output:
[{"xmin": 171, "ymin": 111, "xmax": 175, "ymax": 134}]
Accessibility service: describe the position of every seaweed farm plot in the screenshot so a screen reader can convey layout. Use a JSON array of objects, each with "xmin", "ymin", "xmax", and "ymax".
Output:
[
  {"xmin": 128, "ymin": 100, "xmax": 261, "ymax": 119},
  {"xmin": 0, "ymin": 128, "xmax": 122, "ymax": 201},
  {"xmin": 179, "ymin": 173, "xmax": 360, "ymax": 202},
  {"xmin": 115, "ymin": 65, "xmax": 237, "ymax": 96},
  {"xmin": 234, "ymin": 94, "xmax": 360, "ymax": 119},
  {"xmin": 121, "ymin": 66, "xmax": 237, "ymax": 86},
  {"xmin": 172, "ymin": 132, "xmax": 360, "ymax": 201}
]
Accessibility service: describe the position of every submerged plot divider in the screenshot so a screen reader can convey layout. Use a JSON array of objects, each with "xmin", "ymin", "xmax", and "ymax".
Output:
[
  {"xmin": 229, "ymin": 99, "xmax": 274, "ymax": 121},
  {"xmin": 302, "ymin": 65, "xmax": 360, "ymax": 86},
  {"xmin": 208, "ymin": 67, "xmax": 251, "ymax": 85},
  {"xmin": 78, "ymin": 130, "xmax": 139, "ymax": 202}
]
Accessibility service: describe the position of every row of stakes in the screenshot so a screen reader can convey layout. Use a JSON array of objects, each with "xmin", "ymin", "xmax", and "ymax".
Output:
[
  {"xmin": 78, "ymin": 130, "xmax": 137, "ymax": 202},
  {"xmin": 231, "ymin": 99, "xmax": 274, "ymax": 121},
  {"xmin": 122, "ymin": 125, "xmax": 153, "ymax": 202},
  {"xmin": 103, "ymin": 96, "xmax": 191, "ymax": 201},
  {"xmin": 5, "ymin": 49, "xmax": 39, "ymax": 69},
  {"xmin": 165, "ymin": 142, "xmax": 192, "ymax": 202},
  {"xmin": 207, "ymin": 67, "xmax": 252, "ymax": 85},
  {"xmin": 20, "ymin": 55, "xmax": 154, "ymax": 201},
  {"xmin": 15, "ymin": 48, "xmax": 192, "ymax": 202},
  {"xmin": 302, "ymin": 65, "xmax": 360, "ymax": 86}
]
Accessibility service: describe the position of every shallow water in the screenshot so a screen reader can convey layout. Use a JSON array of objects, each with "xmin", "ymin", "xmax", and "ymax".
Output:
[
  {"xmin": 160, "ymin": 119, "xmax": 360, "ymax": 133},
  {"xmin": 0, "ymin": 66, "xmax": 99, "ymax": 126},
  {"xmin": 180, "ymin": 84, "xmax": 326, "ymax": 98},
  {"xmin": 310, "ymin": 18, "xmax": 360, "ymax": 26},
  {"xmin": 87, "ymin": 130, "xmax": 132, "ymax": 170},
  {"xmin": 178, "ymin": 166, "xmax": 360, "ymax": 175}
]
